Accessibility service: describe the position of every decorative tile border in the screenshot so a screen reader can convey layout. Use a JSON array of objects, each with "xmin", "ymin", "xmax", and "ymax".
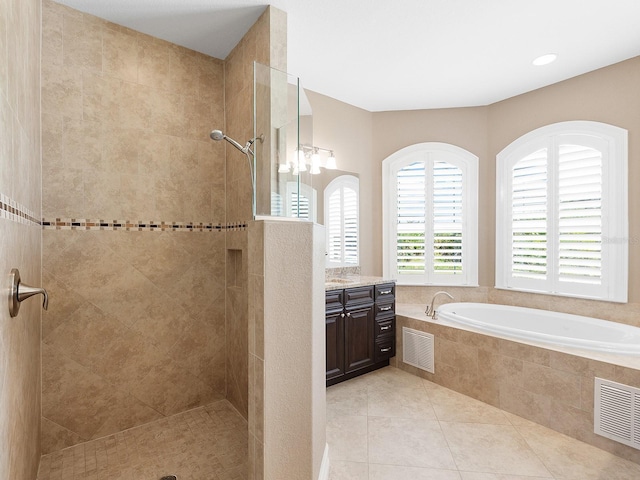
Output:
[
  {"xmin": 0, "ymin": 193, "xmax": 41, "ymax": 226},
  {"xmin": 41, "ymin": 218, "xmax": 247, "ymax": 232}
]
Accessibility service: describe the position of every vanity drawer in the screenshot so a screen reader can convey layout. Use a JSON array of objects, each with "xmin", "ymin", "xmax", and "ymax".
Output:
[
  {"xmin": 374, "ymin": 337, "xmax": 395, "ymax": 362},
  {"xmin": 325, "ymin": 289, "xmax": 344, "ymax": 314},
  {"xmin": 345, "ymin": 286, "xmax": 374, "ymax": 307},
  {"xmin": 375, "ymin": 301, "xmax": 395, "ymax": 318},
  {"xmin": 375, "ymin": 318, "xmax": 395, "ymax": 339},
  {"xmin": 374, "ymin": 283, "xmax": 395, "ymax": 302}
]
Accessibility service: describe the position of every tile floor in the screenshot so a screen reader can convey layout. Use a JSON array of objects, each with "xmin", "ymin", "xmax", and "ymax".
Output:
[
  {"xmin": 36, "ymin": 400, "xmax": 247, "ymax": 480},
  {"xmin": 327, "ymin": 366, "xmax": 640, "ymax": 480}
]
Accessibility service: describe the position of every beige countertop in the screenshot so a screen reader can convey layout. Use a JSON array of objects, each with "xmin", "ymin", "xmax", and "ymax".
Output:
[{"xmin": 324, "ymin": 275, "xmax": 395, "ymax": 291}]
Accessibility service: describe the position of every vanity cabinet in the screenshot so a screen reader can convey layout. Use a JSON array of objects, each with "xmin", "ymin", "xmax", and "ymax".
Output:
[{"xmin": 326, "ymin": 283, "xmax": 395, "ymax": 386}]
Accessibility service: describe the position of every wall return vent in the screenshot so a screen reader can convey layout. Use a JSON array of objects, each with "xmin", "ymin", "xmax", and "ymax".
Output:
[
  {"xmin": 594, "ymin": 377, "xmax": 640, "ymax": 450},
  {"xmin": 402, "ymin": 327, "xmax": 434, "ymax": 374}
]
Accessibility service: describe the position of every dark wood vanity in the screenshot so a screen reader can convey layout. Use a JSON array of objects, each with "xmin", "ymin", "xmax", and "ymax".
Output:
[{"xmin": 325, "ymin": 281, "xmax": 396, "ymax": 386}]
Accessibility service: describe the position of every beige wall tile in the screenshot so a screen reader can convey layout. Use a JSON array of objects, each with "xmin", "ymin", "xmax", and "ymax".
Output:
[
  {"xmin": 0, "ymin": 0, "xmax": 41, "ymax": 478},
  {"xmin": 522, "ymin": 362, "xmax": 582, "ymax": 409},
  {"xmin": 103, "ymin": 26, "xmax": 138, "ymax": 82}
]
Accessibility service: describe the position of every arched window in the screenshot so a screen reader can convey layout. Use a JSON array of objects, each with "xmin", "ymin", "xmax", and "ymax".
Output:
[
  {"xmin": 324, "ymin": 175, "xmax": 359, "ymax": 267},
  {"xmin": 383, "ymin": 143, "xmax": 478, "ymax": 286},
  {"xmin": 496, "ymin": 121, "xmax": 628, "ymax": 302}
]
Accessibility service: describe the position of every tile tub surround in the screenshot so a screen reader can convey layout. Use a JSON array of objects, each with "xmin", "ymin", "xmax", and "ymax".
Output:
[
  {"xmin": 394, "ymin": 304, "xmax": 640, "ymax": 464},
  {"xmin": 327, "ymin": 366, "xmax": 640, "ymax": 480},
  {"xmin": 36, "ymin": 399, "xmax": 247, "ymax": 480}
]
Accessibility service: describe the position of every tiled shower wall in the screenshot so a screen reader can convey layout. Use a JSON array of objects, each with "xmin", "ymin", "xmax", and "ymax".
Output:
[
  {"xmin": 0, "ymin": 0, "xmax": 42, "ymax": 477},
  {"xmin": 223, "ymin": 8, "xmax": 282, "ymax": 420},
  {"xmin": 40, "ymin": 0, "xmax": 228, "ymax": 454}
]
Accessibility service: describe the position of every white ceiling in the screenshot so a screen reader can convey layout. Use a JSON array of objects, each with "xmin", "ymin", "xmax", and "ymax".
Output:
[{"xmin": 55, "ymin": 0, "xmax": 640, "ymax": 112}]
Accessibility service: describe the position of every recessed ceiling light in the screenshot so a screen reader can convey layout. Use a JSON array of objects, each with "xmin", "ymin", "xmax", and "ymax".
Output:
[{"xmin": 532, "ymin": 53, "xmax": 558, "ymax": 66}]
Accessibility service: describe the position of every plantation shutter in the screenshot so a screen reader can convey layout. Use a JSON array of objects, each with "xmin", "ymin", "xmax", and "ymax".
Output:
[
  {"xmin": 290, "ymin": 190, "xmax": 310, "ymax": 219},
  {"xmin": 384, "ymin": 143, "xmax": 478, "ymax": 286},
  {"xmin": 325, "ymin": 176, "xmax": 359, "ymax": 266},
  {"xmin": 511, "ymin": 148, "xmax": 548, "ymax": 280},
  {"xmin": 433, "ymin": 161, "xmax": 463, "ymax": 274},
  {"xmin": 396, "ymin": 162, "xmax": 426, "ymax": 274},
  {"xmin": 271, "ymin": 192, "xmax": 283, "ymax": 216},
  {"xmin": 557, "ymin": 144, "xmax": 602, "ymax": 284},
  {"xmin": 343, "ymin": 186, "xmax": 358, "ymax": 264},
  {"xmin": 396, "ymin": 160, "xmax": 466, "ymax": 278},
  {"xmin": 327, "ymin": 189, "xmax": 343, "ymax": 263}
]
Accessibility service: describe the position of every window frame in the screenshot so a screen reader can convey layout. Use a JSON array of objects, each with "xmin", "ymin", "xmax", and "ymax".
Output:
[
  {"xmin": 382, "ymin": 142, "xmax": 479, "ymax": 286},
  {"xmin": 496, "ymin": 121, "xmax": 628, "ymax": 302}
]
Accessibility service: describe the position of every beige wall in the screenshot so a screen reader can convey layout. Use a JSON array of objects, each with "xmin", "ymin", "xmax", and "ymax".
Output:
[
  {"xmin": 306, "ymin": 91, "xmax": 375, "ymax": 274},
  {"xmin": 310, "ymin": 56, "xmax": 640, "ymax": 323},
  {"xmin": 41, "ymin": 0, "xmax": 227, "ymax": 453},
  {"xmin": 0, "ymin": 0, "xmax": 42, "ymax": 477},
  {"xmin": 372, "ymin": 106, "xmax": 491, "ymax": 284},
  {"xmin": 488, "ymin": 57, "xmax": 640, "ymax": 302}
]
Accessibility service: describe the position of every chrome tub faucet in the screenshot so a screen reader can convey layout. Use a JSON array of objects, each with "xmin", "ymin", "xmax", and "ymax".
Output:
[{"xmin": 425, "ymin": 291, "xmax": 454, "ymax": 318}]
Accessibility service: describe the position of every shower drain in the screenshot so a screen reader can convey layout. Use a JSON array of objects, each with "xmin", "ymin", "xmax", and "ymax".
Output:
[{"xmin": 160, "ymin": 476, "xmax": 177, "ymax": 480}]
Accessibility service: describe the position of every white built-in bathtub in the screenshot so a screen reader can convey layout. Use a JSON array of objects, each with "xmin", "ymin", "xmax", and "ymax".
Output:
[{"xmin": 436, "ymin": 302, "xmax": 640, "ymax": 356}]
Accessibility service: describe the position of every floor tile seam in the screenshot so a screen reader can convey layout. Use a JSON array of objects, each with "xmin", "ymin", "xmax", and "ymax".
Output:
[
  {"xmin": 434, "ymin": 417, "xmax": 462, "ymax": 474},
  {"xmin": 366, "ymin": 459, "xmax": 461, "ymax": 473},
  {"xmin": 490, "ymin": 421, "xmax": 557, "ymax": 479}
]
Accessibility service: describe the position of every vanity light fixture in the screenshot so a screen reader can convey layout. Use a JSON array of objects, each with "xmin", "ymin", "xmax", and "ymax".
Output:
[
  {"xmin": 532, "ymin": 53, "xmax": 558, "ymax": 66},
  {"xmin": 283, "ymin": 144, "xmax": 338, "ymax": 175}
]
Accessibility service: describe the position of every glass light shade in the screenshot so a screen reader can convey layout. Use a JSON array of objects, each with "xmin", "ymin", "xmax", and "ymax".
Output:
[
  {"xmin": 310, "ymin": 154, "xmax": 321, "ymax": 174},
  {"xmin": 294, "ymin": 148, "xmax": 307, "ymax": 172},
  {"xmin": 326, "ymin": 153, "xmax": 337, "ymax": 170}
]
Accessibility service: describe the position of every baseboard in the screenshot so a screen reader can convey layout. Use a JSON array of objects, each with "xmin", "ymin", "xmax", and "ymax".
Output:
[{"xmin": 318, "ymin": 443, "xmax": 330, "ymax": 480}]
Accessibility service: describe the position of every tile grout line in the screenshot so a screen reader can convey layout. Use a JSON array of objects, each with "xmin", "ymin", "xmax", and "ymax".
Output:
[{"xmin": 41, "ymin": 217, "xmax": 248, "ymax": 232}]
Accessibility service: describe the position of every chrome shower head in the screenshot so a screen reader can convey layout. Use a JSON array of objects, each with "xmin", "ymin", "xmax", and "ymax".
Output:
[
  {"xmin": 210, "ymin": 129, "xmax": 225, "ymax": 141},
  {"xmin": 209, "ymin": 129, "xmax": 245, "ymax": 153}
]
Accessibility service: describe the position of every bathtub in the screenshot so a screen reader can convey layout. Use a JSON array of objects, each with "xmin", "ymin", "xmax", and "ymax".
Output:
[{"xmin": 436, "ymin": 302, "xmax": 640, "ymax": 355}]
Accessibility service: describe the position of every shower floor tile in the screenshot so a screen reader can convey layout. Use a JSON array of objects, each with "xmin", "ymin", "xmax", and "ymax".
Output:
[{"xmin": 37, "ymin": 400, "xmax": 247, "ymax": 480}]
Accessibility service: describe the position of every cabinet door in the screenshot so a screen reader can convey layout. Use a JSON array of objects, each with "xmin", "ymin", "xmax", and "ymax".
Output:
[
  {"xmin": 344, "ymin": 305, "xmax": 375, "ymax": 373},
  {"xmin": 326, "ymin": 311, "xmax": 345, "ymax": 381}
]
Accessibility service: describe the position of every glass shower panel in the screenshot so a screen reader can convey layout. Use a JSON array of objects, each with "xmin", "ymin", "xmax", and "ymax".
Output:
[{"xmin": 253, "ymin": 62, "xmax": 314, "ymax": 219}]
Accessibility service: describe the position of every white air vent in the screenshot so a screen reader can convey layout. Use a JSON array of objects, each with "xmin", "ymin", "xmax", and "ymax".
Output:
[
  {"xmin": 402, "ymin": 328, "xmax": 434, "ymax": 373},
  {"xmin": 594, "ymin": 378, "xmax": 640, "ymax": 449}
]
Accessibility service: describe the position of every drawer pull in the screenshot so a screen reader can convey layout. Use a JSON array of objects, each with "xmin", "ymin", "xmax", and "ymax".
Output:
[
  {"xmin": 380, "ymin": 347, "xmax": 392, "ymax": 353},
  {"xmin": 379, "ymin": 305, "xmax": 392, "ymax": 311},
  {"xmin": 346, "ymin": 312, "xmax": 351, "ymax": 317},
  {"xmin": 379, "ymin": 289, "xmax": 392, "ymax": 295},
  {"xmin": 380, "ymin": 325, "xmax": 392, "ymax": 331},
  {"xmin": 341, "ymin": 313, "xmax": 345, "ymax": 318}
]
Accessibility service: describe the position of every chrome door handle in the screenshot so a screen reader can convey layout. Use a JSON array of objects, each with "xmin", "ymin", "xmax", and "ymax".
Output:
[
  {"xmin": 9, "ymin": 268, "xmax": 48, "ymax": 317},
  {"xmin": 379, "ymin": 305, "xmax": 392, "ymax": 311},
  {"xmin": 380, "ymin": 347, "xmax": 392, "ymax": 353},
  {"xmin": 380, "ymin": 325, "xmax": 392, "ymax": 331},
  {"xmin": 379, "ymin": 289, "xmax": 392, "ymax": 295}
]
